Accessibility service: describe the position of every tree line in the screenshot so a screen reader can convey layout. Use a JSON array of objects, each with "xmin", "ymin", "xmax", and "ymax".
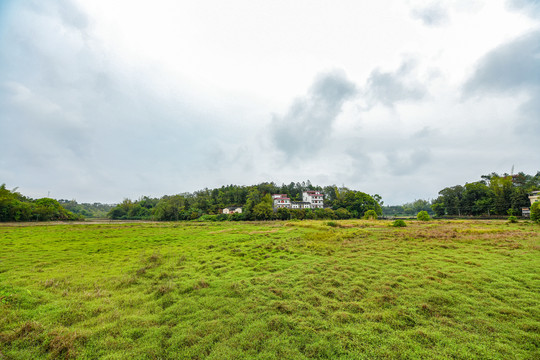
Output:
[
  {"xmin": 382, "ymin": 199, "xmax": 435, "ymax": 217},
  {"xmin": 0, "ymin": 184, "xmax": 82, "ymax": 221},
  {"xmin": 106, "ymin": 181, "xmax": 383, "ymax": 221},
  {"xmin": 430, "ymin": 172, "xmax": 540, "ymax": 217},
  {"xmin": 3, "ymin": 171, "xmax": 538, "ymax": 222}
]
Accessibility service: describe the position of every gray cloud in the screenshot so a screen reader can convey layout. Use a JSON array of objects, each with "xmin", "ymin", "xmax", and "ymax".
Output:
[
  {"xmin": 386, "ymin": 149, "xmax": 432, "ymax": 176},
  {"xmin": 463, "ymin": 30, "xmax": 540, "ymax": 136},
  {"xmin": 364, "ymin": 60, "xmax": 427, "ymax": 108},
  {"xmin": 411, "ymin": 3, "xmax": 449, "ymax": 27},
  {"xmin": 464, "ymin": 31, "xmax": 540, "ymax": 94},
  {"xmin": 56, "ymin": 0, "xmax": 89, "ymax": 31},
  {"xmin": 271, "ymin": 70, "xmax": 356, "ymax": 158},
  {"xmin": 507, "ymin": 0, "xmax": 540, "ymax": 16}
]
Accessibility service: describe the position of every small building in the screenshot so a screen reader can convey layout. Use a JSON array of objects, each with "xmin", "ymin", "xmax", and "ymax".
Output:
[
  {"xmin": 291, "ymin": 201, "xmax": 311, "ymax": 209},
  {"xmin": 522, "ymin": 208, "xmax": 530, "ymax": 218},
  {"xmin": 222, "ymin": 207, "xmax": 242, "ymax": 214},
  {"xmin": 530, "ymin": 191, "xmax": 540, "ymax": 205},
  {"xmin": 272, "ymin": 195, "xmax": 291, "ymax": 209}
]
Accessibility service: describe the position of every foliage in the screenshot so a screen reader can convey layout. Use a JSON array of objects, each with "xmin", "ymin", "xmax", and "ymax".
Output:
[
  {"xmin": 58, "ymin": 200, "xmax": 114, "ymax": 218},
  {"xmin": 335, "ymin": 208, "xmax": 352, "ymax": 219},
  {"xmin": 0, "ymin": 184, "xmax": 81, "ymax": 222},
  {"xmin": 383, "ymin": 199, "xmax": 434, "ymax": 217},
  {"xmin": 531, "ymin": 202, "xmax": 540, "ymax": 223},
  {"xmin": 431, "ymin": 172, "xmax": 540, "ymax": 217},
  {"xmin": 0, "ymin": 220, "xmax": 538, "ymax": 359},
  {"xmin": 363, "ymin": 209, "xmax": 378, "ymax": 220},
  {"xmin": 252, "ymin": 194, "xmax": 274, "ymax": 220},
  {"xmin": 392, "ymin": 219, "xmax": 407, "ymax": 227},
  {"xmin": 507, "ymin": 216, "xmax": 518, "ymax": 223},
  {"xmin": 417, "ymin": 211, "xmax": 431, "ymax": 221}
]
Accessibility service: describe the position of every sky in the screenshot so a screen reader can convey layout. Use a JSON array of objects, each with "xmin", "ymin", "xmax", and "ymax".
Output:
[{"xmin": 0, "ymin": 0, "xmax": 539, "ymax": 205}]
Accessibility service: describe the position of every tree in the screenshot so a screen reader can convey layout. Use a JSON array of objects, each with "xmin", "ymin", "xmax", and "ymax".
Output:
[
  {"xmin": 437, "ymin": 185, "xmax": 464, "ymax": 215},
  {"xmin": 462, "ymin": 182, "xmax": 493, "ymax": 216},
  {"xmin": 431, "ymin": 202, "xmax": 445, "ymax": 217},
  {"xmin": 333, "ymin": 189, "xmax": 381, "ymax": 218},
  {"xmin": 252, "ymin": 194, "xmax": 274, "ymax": 220},
  {"xmin": 153, "ymin": 195, "xmax": 186, "ymax": 221},
  {"xmin": 489, "ymin": 175, "xmax": 513, "ymax": 215}
]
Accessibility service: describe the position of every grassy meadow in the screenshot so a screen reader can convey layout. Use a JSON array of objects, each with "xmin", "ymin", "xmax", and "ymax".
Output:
[{"xmin": 0, "ymin": 219, "xmax": 539, "ymax": 359}]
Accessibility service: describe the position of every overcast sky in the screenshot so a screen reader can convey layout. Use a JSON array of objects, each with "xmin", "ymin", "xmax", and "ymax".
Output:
[{"xmin": 0, "ymin": 0, "xmax": 539, "ymax": 204}]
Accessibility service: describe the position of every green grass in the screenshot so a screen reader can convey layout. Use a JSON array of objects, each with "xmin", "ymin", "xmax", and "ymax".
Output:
[{"xmin": 0, "ymin": 220, "xmax": 539, "ymax": 359}]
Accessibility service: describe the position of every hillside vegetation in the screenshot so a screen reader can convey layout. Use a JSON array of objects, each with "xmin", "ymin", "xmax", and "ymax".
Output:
[
  {"xmin": 0, "ymin": 185, "xmax": 81, "ymax": 222},
  {"xmin": 1, "ymin": 220, "xmax": 538, "ymax": 359}
]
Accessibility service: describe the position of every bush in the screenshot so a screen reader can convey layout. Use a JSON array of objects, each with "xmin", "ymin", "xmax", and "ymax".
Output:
[
  {"xmin": 417, "ymin": 211, "xmax": 431, "ymax": 221},
  {"xmin": 230, "ymin": 212, "xmax": 246, "ymax": 221},
  {"xmin": 531, "ymin": 202, "xmax": 540, "ymax": 223},
  {"xmin": 363, "ymin": 210, "xmax": 378, "ymax": 220},
  {"xmin": 326, "ymin": 221, "xmax": 338, "ymax": 227},
  {"xmin": 392, "ymin": 219, "xmax": 406, "ymax": 227},
  {"xmin": 507, "ymin": 216, "xmax": 518, "ymax": 223},
  {"xmin": 194, "ymin": 214, "xmax": 218, "ymax": 222},
  {"xmin": 335, "ymin": 208, "xmax": 351, "ymax": 219}
]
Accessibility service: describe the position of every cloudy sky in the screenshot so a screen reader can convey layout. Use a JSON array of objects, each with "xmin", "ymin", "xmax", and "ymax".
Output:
[{"xmin": 0, "ymin": 0, "xmax": 539, "ymax": 204}]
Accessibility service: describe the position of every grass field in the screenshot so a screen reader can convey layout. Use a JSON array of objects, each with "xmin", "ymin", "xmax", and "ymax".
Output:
[{"xmin": 0, "ymin": 219, "xmax": 539, "ymax": 359}]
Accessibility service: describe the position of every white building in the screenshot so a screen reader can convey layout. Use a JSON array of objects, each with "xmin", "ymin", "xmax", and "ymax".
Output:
[
  {"xmin": 530, "ymin": 191, "xmax": 540, "ymax": 205},
  {"xmin": 303, "ymin": 191, "xmax": 324, "ymax": 209},
  {"xmin": 272, "ymin": 191, "xmax": 324, "ymax": 210},
  {"xmin": 272, "ymin": 194, "xmax": 291, "ymax": 209},
  {"xmin": 222, "ymin": 207, "xmax": 242, "ymax": 214}
]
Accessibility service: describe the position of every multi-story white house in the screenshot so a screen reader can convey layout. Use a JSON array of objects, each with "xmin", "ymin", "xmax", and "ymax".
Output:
[
  {"xmin": 303, "ymin": 190, "xmax": 324, "ymax": 209},
  {"xmin": 272, "ymin": 191, "xmax": 324, "ymax": 210}
]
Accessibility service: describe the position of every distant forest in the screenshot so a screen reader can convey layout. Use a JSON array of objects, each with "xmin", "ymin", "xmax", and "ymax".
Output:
[{"xmin": 1, "ymin": 171, "xmax": 538, "ymax": 222}]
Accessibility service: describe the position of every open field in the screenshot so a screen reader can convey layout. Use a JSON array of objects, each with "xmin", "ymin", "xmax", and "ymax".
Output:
[{"xmin": 0, "ymin": 220, "xmax": 539, "ymax": 359}]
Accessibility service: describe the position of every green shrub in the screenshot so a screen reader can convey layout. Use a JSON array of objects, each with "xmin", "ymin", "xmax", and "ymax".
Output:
[
  {"xmin": 326, "ymin": 221, "xmax": 338, "ymax": 227},
  {"xmin": 392, "ymin": 219, "xmax": 406, "ymax": 227},
  {"xmin": 194, "ymin": 214, "xmax": 218, "ymax": 222},
  {"xmin": 531, "ymin": 202, "xmax": 540, "ymax": 223},
  {"xmin": 363, "ymin": 210, "xmax": 378, "ymax": 220},
  {"xmin": 335, "ymin": 208, "xmax": 351, "ymax": 219},
  {"xmin": 417, "ymin": 211, "xmax": 431, "ymax": 221},
  {"xmin": 507, "ymin": 216, "xmax": 518, "ymax": 223}
]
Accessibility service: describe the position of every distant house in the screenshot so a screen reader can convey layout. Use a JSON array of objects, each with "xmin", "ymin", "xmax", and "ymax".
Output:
[
  {"xmin": 303, "ymin": 190, "xmax": 324, "ymax": 209},
  {"xmin": 529, "ymin": 191, "xmax": 540, "ymax": 205},
  {"xmin": 522, "ymin": 208, "xmax": 530, "ymax": 218},
  {"xmin": 272, "ymin": 194, "xmax": 291, "ymax": 209},
  {"xmin": 222, "ymin": 207, "xmax": 242, "ymax": 214},
  {"xmin": 272, "ymin": 191, "xmax": 325, "ymax": 210},
  {"xmin": 291, "ymin": 201, "xmax": 311, "ymax": 209}
]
